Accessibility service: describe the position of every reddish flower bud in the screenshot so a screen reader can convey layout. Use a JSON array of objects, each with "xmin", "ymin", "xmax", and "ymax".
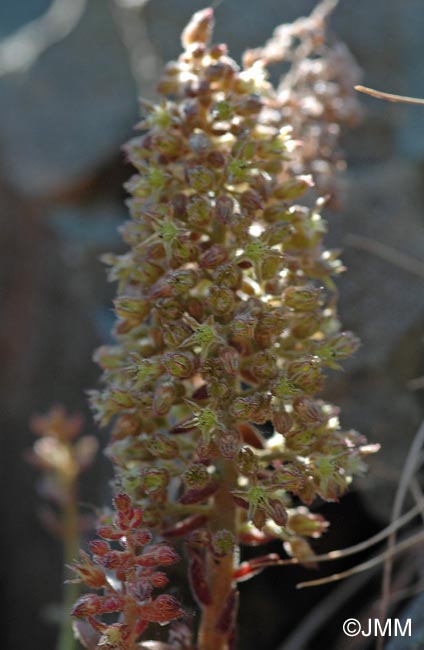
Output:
[
  {"xmin": 88, "ymin": 540, "xmax": 110, "ymax": 557},
  {"xmin": 113, "ymin": 493, "xmax": 134, "ymax": 529},
  {"xmin": 136, "ymin": 544, "xmax": 179, "ymax": 568},
  {"xmin": 69, "ymin": 551, "xmax": 106, "ymax": 588},
  {"xmin": 131, "ymin": 529, "xmax": 153, "ymax": 546},
  {"xmin": 96, "ymin": 526, "xmax": 122, "ymax": 541}
]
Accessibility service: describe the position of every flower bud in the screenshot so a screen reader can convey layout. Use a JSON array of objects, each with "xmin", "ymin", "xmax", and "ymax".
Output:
[
  {"xmin": 93, "ymin": 345, "xmax": 123, "ymax": 370},
  {"xmin": 181, "ymin": 8, "xmax": 214, "ymax": 48},
  {"xmin": 218, "ymin": 430, "xmax": 240, "ymax": 459},
  {"xmin": 215, "ymin": 195, "xmax": 234, "ymax": 226},
  {"xmin": 261, "ymin": 222, "xmax": 293, "ymax": 246},
  {"xmin": 140, "ymin": 467, "xmax": 170, "ymax": 494},
  {"xmin": 236, "ymin": 447, "xmax": 258, "ymax": 476},
  {"xmin": 163, "ymin": 351, "xmax": 197, "ymax": 379},
  {"xmin": 187, "ymin": 165, "xmax": 215, "ymax": 192},
  {"xmin": 250, "ymin": 350, "xmax": 277, "ymax": 380},
  {"xmin": 114, "ymin": 297, "xmax": 151, "ymax": 326},
  {"xmin": 146, "ymin": 434, "xmax": 179, "ymax": 460},
  {"xmin": 220, "ymin": 346, "xmax": 239, "ymax": 375},
  {"xmin": 213, "ymin": 263, "xmax": 242, "ymax": 290},
  {"xmin": 187, "ymin": 196, "xmax": 213, "ymax": 228},
  {"xmin": 291, "ymin": 313, "xmax": 322, "ymax": 339},
  {"xmin": 199, "ymin": 244, "xmax": 229, "ymax": 269},
  {"xmin": 240, "ymin": 189, "xmax": 263, "ymax": 212},
  {"xmin": 293, "ymin": 396, "xmax": 324, "ymax": 426},
  {"xmin": 284, "ymin": 286, "xmax": 323, "ymax": 312},
  {"xmin": 153, "ymin": 381, "xmax": 178, "ymax": 416},
  {"xmin": 162, "ymin": 321, "xmax": 193, "ymax": 347},
  {"xmin": 183, "ymin": 463, "xmax": 210, "ymax": 489},
  {"xmin": 287, "ymin": 510, "xmax": 329, "ymax": 538},
  {"xmin": 271, "ymin": 406, "xmax": 294, "ymax": 435},
  {"xmin": 283, "ymin": 537, "xmax": 317, "ymax": 569},
  {"xmin": 287, "ymin": 356, "xmax": 323, "ymax": 393},
  {"xmin": 273, "ymin": 175, "xmax": 313, "ymax": 200},
  {"xmin": 208, "ymin": 286, "xmax": 235, "ymax": 316}
]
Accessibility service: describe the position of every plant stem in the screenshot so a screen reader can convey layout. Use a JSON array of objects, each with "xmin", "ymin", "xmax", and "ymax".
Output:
[
  {"xmin": 198, "ymin": 461, "xmax": 238, "ymax": 650},
  {"xmin": 56, "ymin": 480, "xmax": 80, "ymax": 650}
]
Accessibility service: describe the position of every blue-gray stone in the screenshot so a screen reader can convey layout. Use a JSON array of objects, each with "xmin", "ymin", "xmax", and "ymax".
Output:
[{"xmin": 0, "ymin": 0, "xmax": 138, "ymax": 197}]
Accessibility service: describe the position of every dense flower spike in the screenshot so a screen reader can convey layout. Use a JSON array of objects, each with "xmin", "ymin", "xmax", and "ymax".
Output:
[
  {"xmin": 243, "ymin": 0, "xmax": 362, "ymax": 207},
  {"xmin": 70, "ymin": 494, "xmax": 183, "ymax": 648},
  {"xmin": 84, "ymin": 5, "xmax": 377, "ymax": 650}
]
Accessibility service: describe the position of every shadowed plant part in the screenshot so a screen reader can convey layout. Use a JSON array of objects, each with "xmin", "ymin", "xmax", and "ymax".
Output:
[
  {"xmin": 70, "ymin": 5, "xmax": 377, "ymax": 650},
  {"xmin": 27, "ymin": 406, "xmax": 98, "ymax": 650}
]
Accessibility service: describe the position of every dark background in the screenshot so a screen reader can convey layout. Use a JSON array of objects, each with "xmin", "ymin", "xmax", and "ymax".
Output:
[{"xmin": 1, "ymin": 1, "xmax": 424, "ymax": 649}]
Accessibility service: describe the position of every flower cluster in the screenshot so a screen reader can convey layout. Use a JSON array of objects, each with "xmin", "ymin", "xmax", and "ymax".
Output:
[
  {"xmin": 244, "ymin": 0, "xmax": 362, "ymax": 206},
  {"xmin": 71, "ymin": 493, "xmax": 183, "ymax": 649},
  {"xmin": 83, "ymin": 6, "xmax": 377, "ymax": 649},
  {"xmin": 27, "ymin": 405, "xmax": 97, "ymax": 535}
]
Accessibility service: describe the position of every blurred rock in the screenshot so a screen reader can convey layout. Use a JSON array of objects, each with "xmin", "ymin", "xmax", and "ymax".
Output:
[
  {"xmin": 327, "ymin": 162, "xmax": 424, "ymax": 521},
  {"xmin": 0, "ymin": 0, "xmax": 50, "ymax": 37},
  {"xmin": 0, "ymin": 0, "xmax": 138, "ymax": 197}
]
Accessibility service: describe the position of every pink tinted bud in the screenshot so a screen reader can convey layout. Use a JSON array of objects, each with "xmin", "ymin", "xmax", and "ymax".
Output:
[
  {"xmin": 71, "ymin": 594, "xmax": 103, "ymax": 618},
  {"xmin": 102, "ymin": 550, "xmax": 131, "ymax": 570},
  {"xmin": 113, "ymin": 493, "xmax": 134, "ymax": 529},
  {"xmin": 131, "ymin": 529, "xmax": 153, "ymax": 546},
  {"xmin": 96, "ymin": 526, "xmax": 122, "ymax": 541},
  {"xmin": 136, "ymin": 544, "xmax": 179, "ymax": 568},
  {"xmin": 138, "ymin": 594, "xmax": 184, "ymax": 624},
  {"xmin": 88, "ymin": 540, "xmax": 110, "ymax": 557},
  {"xmin": 150, "ymin": 571, "xmax": 169, "ymax": 588}
]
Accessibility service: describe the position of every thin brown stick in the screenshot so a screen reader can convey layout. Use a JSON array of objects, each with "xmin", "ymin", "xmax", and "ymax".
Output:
[
  {"xmin": 345, "ymin": 233, "xmax": 424, "ymax": 279},
  {"xmin": 296, "ymin": 528, "xmax": 424, "ymax": 589},
  {"xmin": 355, "ymin": 85, "xmax": 424, "ymax": 105}
]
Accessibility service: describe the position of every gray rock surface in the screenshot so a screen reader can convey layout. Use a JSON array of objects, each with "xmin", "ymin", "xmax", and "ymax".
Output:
[{"xmin": 0, "ymin": 0, "xmax": 138, "ymax": 197}]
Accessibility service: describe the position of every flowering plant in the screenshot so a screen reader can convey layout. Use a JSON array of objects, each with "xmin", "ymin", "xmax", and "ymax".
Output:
[{"xmin": 68, "ymin": 6, "xmax": 377, "ymax": 650}]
